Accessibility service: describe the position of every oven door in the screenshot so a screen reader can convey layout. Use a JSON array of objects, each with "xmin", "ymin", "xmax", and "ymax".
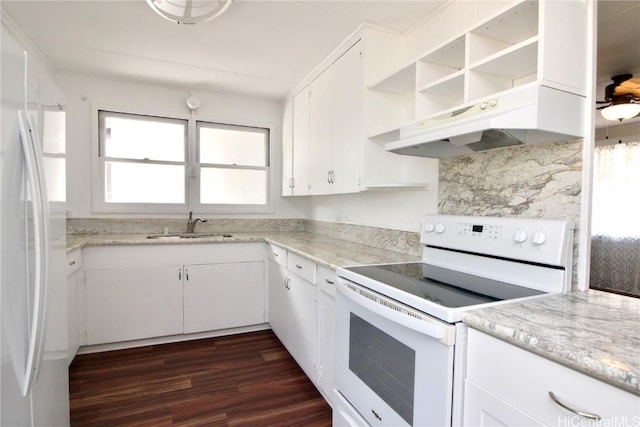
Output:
[{"xmin": 335, "ymin": 278, "xmax": 456, "ymax": 427}]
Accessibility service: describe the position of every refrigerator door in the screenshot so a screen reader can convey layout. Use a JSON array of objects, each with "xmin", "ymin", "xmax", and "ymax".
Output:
[
  {"xmin": 1, "ymin": 29, "xmax": 33, "ymax": 426},
  {"xmin": 1, "ymin": 26, "xmax": 69, "ymax": 426}
]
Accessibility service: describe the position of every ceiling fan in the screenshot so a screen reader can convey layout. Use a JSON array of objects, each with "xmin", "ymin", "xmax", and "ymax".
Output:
[{"xmin": 596, "ymin": 74, "xmax": 640, "ymax": 122}]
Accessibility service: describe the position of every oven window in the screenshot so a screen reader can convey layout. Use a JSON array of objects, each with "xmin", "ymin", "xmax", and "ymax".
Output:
[{"xmin": 349, "ymin": 313, "xmax": 415, "ymax": 425}]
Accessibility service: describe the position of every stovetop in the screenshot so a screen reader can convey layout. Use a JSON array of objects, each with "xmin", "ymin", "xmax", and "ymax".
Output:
[{"xmin": 341, "ymin": 262, "xmax": 545, "ymax": 309}]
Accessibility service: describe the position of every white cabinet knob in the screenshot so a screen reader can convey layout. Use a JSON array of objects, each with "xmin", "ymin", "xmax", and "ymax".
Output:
[
  {"xmin": 435, "ymin": 223, "xmax": 445, "ymax": 233},
  {"xmin": 532, "ymin": 231, "xmax": 547, "ymax": 245},
  {"xmin": 424, "ymin": 223, "xmax": 435, "ymax": 233},
  {"xmin": 514, "ymin": 230, "xmax": 528, "ymax": 243}
]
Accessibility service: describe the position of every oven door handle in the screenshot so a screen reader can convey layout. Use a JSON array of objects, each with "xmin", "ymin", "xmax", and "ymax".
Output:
[{"xmin": 337, "ymin": 279, "xmax": 453, "ymax": 345}]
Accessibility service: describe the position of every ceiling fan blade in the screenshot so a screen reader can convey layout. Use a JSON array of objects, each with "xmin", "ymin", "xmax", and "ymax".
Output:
[{"xmin": 613, "ymin": 76, "xmax": 640, "ymax": 97}]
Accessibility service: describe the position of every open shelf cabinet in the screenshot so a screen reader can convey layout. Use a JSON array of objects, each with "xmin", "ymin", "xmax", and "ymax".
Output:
[{"xmin": 365, "ymin": 0, "xmax": 586, "ymax": 141}]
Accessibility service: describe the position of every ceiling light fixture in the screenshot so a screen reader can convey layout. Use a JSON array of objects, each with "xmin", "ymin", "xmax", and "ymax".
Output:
[
  {"xmin": 146, "ymin": 0, "xmax": 233, "ymax": 25},
  {"xmin": 601, "ymin": 101, "xmax": 640, "ymax": 122}
]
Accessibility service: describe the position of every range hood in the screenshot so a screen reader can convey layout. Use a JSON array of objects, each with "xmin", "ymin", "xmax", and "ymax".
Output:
[{"xmin": 385, "ymin": 85, "xmax": 585, "ymax": 159}]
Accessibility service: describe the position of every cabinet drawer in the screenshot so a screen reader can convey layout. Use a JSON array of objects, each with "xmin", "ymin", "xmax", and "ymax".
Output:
[
  {"xmin": 287, "ymin": 252, "xmax": 316, "ymax": 283},
  {"xmin": 66, "ymin": 250, "xmax": 82, "ymax": 276},
  {"xmin": 269, "ymin": 244, "xmax": 287, "ymax": 267},
  {"xmin": 466, "ymin": 329, "xmax": 640, "ymax": 425},
  {"xmin": 317, "ymin": 265, "xmax": 337, "ymax": 297}
]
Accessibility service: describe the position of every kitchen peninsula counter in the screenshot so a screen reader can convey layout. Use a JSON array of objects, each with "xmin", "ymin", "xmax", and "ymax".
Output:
[
  {"xmin": 463, "ymin": 290, "xmax": 640, "ymax": 396},
  {"xmin": 66, "ymin": 231, "xmax": 420, "ymax": 270}
]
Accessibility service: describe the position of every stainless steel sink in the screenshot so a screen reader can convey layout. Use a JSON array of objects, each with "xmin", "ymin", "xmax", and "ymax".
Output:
[{"xmin": 146, "ymin": 233, "xmax": 233, "ymax": 239}]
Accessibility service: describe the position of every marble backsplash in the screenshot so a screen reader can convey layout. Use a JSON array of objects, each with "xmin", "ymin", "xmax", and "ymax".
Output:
[
  {"xmin": 304, "ymin": 220, "xmax": 422, "ymax": 257},
  {"xmin": 67, "ymin": 218, "xmax": 423, "ymax": 257},
  {"xmin": 438, "ymin": 139, "xmax": 584, "ymax": 289},
  {"xmin": 67, "ymin": 218, "xmax": 305, "ymax": 235},
  {"xmin": 438, "ymin": 140, "xmax": 583, "ymax": 221}
]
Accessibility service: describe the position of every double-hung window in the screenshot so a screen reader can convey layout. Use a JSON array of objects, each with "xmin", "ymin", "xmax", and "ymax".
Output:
[
  {"xmin": 99, "ymin": 111, "xmax": 187, "ymax": 207},
  {"xmin": 96, "ymin": 110, "xmax": 270, "ymax": 212},
  {"xmin": 197, "ymin": 121, "xmax": 269, "ymax": 207}
]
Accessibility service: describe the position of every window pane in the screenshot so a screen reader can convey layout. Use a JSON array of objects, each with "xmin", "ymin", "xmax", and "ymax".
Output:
[
  {"xmin": 42, "ymin": 109, "xmax": 66, "ymax": 154},
  {"xmin": 43, "ymin": 157, "xmax": 66, "ymax": 202},
  {"xmin": 103, "ymin": 114, "xmax": 185, "ymax": 161},
  {"xmin": 105, "ymin": 161, "xmax": 184, "ymax": 204},
  {"xmin": 199, "ymin": 126, "xmax": 266, "ymax": 166},
  {"xmin": 200, "ymin": 168, "xmax": 267, "ymax": 205}
]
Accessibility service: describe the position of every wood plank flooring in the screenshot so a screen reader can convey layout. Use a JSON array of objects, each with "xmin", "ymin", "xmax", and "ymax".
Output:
[{"xmin": 69, "ymin": 330, "xmax": 332, "ymax": 426}]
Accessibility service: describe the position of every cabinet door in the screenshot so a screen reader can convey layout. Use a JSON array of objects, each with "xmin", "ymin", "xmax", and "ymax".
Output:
[
  {"xmin": 330, "ymin": 42, "xmax": 363, "ymax": 195},
  {"xmin": 268, "ymin": 261, "xmax": 289, "ymax": 345},
  {"xmin": 67, "ymin": 270, "xmax": 82, "ymax": 363},
  {"xmin": 464, "ymin": 380, "xmax": 545, "ymax": 427},
  {"xmin": 183, "ymin": 261, "xmax": 265, "ymax": 334},
  {"xmin": 282, "ymin": 97, "xmax": 294, "ymax": 196},
  {"xmin": 84, "ymin": 266, "xmax": 184, "ymax": 345},
  {"xmin": 318, "ymin": 290, "xmax": 336, "ymax": 403},
  {"xmin": 292, "ymin": 87, "xmax": 311, "ymax": 196},
  {"xmin": 308, "ymin": 67, "xmax": 334, "ymax": 196},
  {"xmin": 288, "ymin": 273, "xmax": 318, "ymax": 383}
]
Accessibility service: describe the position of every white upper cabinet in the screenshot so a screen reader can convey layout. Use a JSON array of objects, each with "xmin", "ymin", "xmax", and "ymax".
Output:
[
  {"xmin": 281, "ymin": 97, "xmax": 294, "ymax": 196},
  {"xmin": 291, "ymin": 86, "xmax": 312, "ymax": 196},
  {"xmin": 284, "ymin": 32, "xmax": 437, "ymax": 197},
  {"xmin": 308, "ymin": 41, "xmax": 363, "ymax": 196},
  {"xmin": 366, "ymin": 0, "xmax": 588, "ymax": 141}
]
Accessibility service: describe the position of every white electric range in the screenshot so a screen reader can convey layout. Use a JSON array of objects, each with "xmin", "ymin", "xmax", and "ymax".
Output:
[{"xmin": 333, "ymin": 214, "xmax": 574, "ymax": 427}]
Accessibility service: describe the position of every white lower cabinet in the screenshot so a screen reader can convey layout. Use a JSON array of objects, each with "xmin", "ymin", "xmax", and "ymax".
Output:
[
  {"xmin": 464, "ymin": 328, "xmax": 640, "ymax": 426},
  {"xmin": 66, "ymin": 250, "xmax": 83, "ymax": 363},
  {"xmin": 268, "ymin": 259, "xmax": 318, "ymax": 383},
  {"xmin": 464, "ymin": 380, "xmax": 545, "ymax": 427},
  {"xmin": 183, "ymin": 261, "xmax": 265, "ymax": 334},
  {"xmin": 84, "ymin": 265, "xmax": 184, "ymax": 345},
  {"xmin": 288, "ymin": 272, "xmax": 318, "ymax": 381},
  {"xmin": 81, "ymin": 243, "xmax": 266, "ymax": 346},
  {"xmin": 317, "ymin": 265, "xmax": 336, "ymax": 404}
]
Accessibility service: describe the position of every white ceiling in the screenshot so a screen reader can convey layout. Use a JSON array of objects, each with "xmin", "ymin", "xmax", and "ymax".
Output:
[
  {"xmin": 2, "ymin": 0, "xmax": 638, "ymax": 129},
  {"xmin": 1, "ymin": 0, "xmax": 447, "ymax": 100}
]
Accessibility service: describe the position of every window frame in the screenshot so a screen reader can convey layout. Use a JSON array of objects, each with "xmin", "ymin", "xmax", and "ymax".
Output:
[
  {"xmin": 192, "ymin": 121, "xmax": 271, "ymax": 213},
  {"xmin": 93, "ymin": 109, "xmax": 273, "ymax": 214},
  {"xmin": 95, "ymin": 110, "xmax": 189, "ymax": 213}
]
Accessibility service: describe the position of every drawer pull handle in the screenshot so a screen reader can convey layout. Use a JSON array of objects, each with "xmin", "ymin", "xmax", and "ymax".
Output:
[
  {"xmin": 69, "ymin": 260, "xmax": 76, "ymax": 266},
  {"xmin": 295, "ymin": 264, "xmax": 303, "ymax": 269},
  {"xmin": 273, "ymin": 253, "xmax": 278, "ymax": 257},
  {"xmin": 325, "ymin": 279, "xmax": 335, "ymax": 285},
  {"xmin": 548, "ymin": 391, "xmax": 601, "ymax": 420}
]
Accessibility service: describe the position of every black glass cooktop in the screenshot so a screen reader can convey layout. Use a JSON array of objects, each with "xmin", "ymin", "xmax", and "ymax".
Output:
[{"xmin": 344, "ymin": 262, "xmax": 544, "ymax": 308}]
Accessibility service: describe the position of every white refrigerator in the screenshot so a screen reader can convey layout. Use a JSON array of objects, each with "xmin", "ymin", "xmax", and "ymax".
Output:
[{"xmin": 1, "ymin": 24, "xmax": 70, "ymax": 426}]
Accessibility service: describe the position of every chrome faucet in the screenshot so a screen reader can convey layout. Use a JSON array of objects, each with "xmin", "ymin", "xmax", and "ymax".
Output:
[{"xmin": 187, "ymin": 211, "xmax": 208, "ymax": 233}]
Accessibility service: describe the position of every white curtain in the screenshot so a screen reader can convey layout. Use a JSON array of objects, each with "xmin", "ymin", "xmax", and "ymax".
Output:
[
  {"xmin": 591, "ymin": 141, "xmax": 640, "ymax": 238},
  {"xmin": 590, "ymin": 141, "xmax": 640, "ymax": 296}
]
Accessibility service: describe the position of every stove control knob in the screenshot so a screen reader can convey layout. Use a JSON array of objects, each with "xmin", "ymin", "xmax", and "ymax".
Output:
[
  {"xmin": 424, "ymin": 223, "xmax": 435, "ymax": 233},
  {"xmin": 532, "ymin": 231, "xmax": 547, "ymax": 245},
  {"xmin": 435, "ymin": 223, "xmax": 445, "ymax": 234},
  {"xmin": 514, "ymin": 230, "xmax": 528, "ymax": 243}
]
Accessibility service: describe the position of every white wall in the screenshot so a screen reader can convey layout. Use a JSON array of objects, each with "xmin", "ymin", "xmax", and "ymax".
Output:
[
  {"xmin": 59, "ymin": 74, "xmax": 306, "ymax": 218},
  {"xmin": 306, "ymin": 189, "xmax": 438, "ymax": 233}
]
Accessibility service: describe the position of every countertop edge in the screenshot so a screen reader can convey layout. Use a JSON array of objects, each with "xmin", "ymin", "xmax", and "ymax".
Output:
[{"xmin": 463, "ymin": 309, "xmax": 640, "ymax": 396}]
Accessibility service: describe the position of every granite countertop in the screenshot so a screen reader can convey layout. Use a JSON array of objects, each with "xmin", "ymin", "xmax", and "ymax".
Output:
[
  {"xmin": 462, "ymin": 290, "xmax": 640, "ymax": 396},
  {"xmin": 66, "ymin": 232, "xmax": 420, "ymax": 270}
]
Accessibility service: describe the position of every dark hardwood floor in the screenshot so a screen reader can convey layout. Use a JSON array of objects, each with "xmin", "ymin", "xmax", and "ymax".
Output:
[{"xmin": 69, "ymin": 330, "xmax": 332, "ymax": 426}]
